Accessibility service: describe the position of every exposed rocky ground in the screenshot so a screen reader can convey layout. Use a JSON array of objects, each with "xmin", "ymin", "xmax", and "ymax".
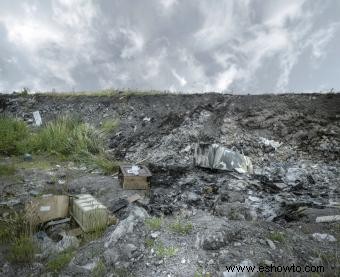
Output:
[{"xmin": 0, "ymin": 92, "xmax": 339, "ymax": 276}]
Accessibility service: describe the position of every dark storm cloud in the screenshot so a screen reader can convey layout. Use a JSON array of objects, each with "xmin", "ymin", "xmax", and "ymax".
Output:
[{"xmin": 0, "ymin": 0, "xmax": 339, "ymax": 93}]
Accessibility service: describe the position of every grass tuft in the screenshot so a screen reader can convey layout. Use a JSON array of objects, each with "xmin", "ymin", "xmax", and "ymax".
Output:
[
  {"xmin": 101, "ymin": 118, "xmax": 119, "ymax": 135},
  {"xmin": 154, "ymin": 241, "xmax": 178, "ymax": 258},
  {"xmin": 145, "ymin": 217, "xmax": 163, "ymax": 231},
  {"xmin": 8, "ymin": 235, "xmax": 36, "ymax": 264},
  {"xmin": 268, "ymin": 231, "xmax": 285, "ymax": 243},
  {"xmin": 0, "ymin": 116, "xmax": 29, "ymax": 155},
  {"xmin": 0, "ymin": 163, "xmax": 16, "ymax": 176},
  {"xmin": 46, "ymin": 248, "xmax": 75, "ymax": 274},
  {"xmin": 91, "ymin": 259, "xmax": 106, "ymax": 277},
  {"xmin": 169, "ymin": 218, "xmax": 193, "ymax": 235}
]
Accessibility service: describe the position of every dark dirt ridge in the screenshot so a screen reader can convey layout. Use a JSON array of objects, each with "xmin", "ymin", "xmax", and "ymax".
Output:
[{"xmin": 0, "ymin": 93, "xmax": 339, "ymax": 277}]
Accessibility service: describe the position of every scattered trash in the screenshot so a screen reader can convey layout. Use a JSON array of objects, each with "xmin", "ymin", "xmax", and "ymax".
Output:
[
  {"xmin": 71, "ymin": 194, "xmax": 109, "ymax": 232},
  {"xmin": 128, "ymin": 193, "xmax": 142, "ymax": 203},
  {"xmin": 33, "ymin": 110, "xmax": 42, "ymax": 126},
  {"xmin": 194, "ymin": 143, "xmax": 253, "ymax": 174},
  {"xmin": 66, "ymin": 228, "xmax": 83, "ymax": 237},
  {"xmin": 119, "ymin": 164, "xmax": 152, "ymax": 190},
  {"xmin": 110, "ymin": 198, "xmax": 129, "ymax": 213},
  {"xmin": 260, "ymin": 137, "xmax": 281, "ymax": 149},
  {"xmin": 23, "ymin": 153, "xmax": 33, "ymax": 161},
  {"xmin": 45, "ymin": 217, "xmax": 71, "ymax": 228},
  {"xmin": 316, "ymin": 215, "xmax": 340, "ymax": 223},
  {"xmin": 312, "ymin": 233, "xmax": 337, "ymax": 242},
  {"xmin": 26, "ymin": 195, "xmax": 69, "ymax": 224},
  {"xmin": 143, "ymin": 117, "xmax": 151, "ymax": 122}
]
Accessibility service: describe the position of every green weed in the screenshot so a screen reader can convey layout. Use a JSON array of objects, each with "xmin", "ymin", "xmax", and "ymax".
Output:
[
  {"xmin": 145, "ymin": 217, "xmax": 163, "ymax": 231},
  {"xmin": 101, "ymin": 118, "xmax": 119, "ymax": 135},
  {"xmin": 169, "ymin": 218, "xmax": 193, "ymax": 235},
  {"xmin": 154, "ymin": 241, "xmax": 178, "ymax": 258},
  {"xmin": 268, "ymin": 231, "xmax": 285, "ymax": 243},
  {"xmin": 46, "ymin": 248, "xmax": 75, "ymax": 274},
  {"xmin": 0, "ymin": 116, "xmax": 29, "ymax": 155},
  {"xmin": 0, "ymin": 163, "xmax": 16, "ymax": 176},
  {"xmin": 8, "ymin": 235, "xmax": 36, "ymax": 264},
  {"xmin": 91, "ymin": 259, "xmax": 106, "ymax": 277}
]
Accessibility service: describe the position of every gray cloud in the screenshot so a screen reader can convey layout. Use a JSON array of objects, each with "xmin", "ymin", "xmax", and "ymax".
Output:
[{"xmin": 0, "ymin": 0, "xmax": 339, "ymax": 93}]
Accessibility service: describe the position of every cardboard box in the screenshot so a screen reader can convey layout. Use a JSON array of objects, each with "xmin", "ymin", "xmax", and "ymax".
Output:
[
  {"xmin": 118, "ymin": 164, "xmax": 152, "ymax": 190},
  {"xmin": 71, "ymin": 194, "xmax": 108, "ymax": 232},
  {"xmin": 26, "ymin": 195, "xmax": 69, "ymax": 224}
]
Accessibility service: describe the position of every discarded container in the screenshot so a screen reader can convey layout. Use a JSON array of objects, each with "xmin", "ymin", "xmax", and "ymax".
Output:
[
  {"xmin": 118, "ymin": 164, "xmax": 152, "ymax": 190},
  {"xmin": 194, "ymin": 143, "xmax": 253, "ymax": 174},
  {"xmin": 70, "ymin": 194, "xmax": 109, "ymax": 232},
  {"xmin": 33, "ymin": 111, "xmax": 42, "ymax": 126},
  {"xmin": 26, "ymin": 195, "xmax": 69, "ymax": 225}
]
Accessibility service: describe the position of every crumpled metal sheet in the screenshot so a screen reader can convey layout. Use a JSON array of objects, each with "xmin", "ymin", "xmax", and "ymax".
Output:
[{"xmin": 194, "ymin": 143, "xmax": 253, "ymax": 174}]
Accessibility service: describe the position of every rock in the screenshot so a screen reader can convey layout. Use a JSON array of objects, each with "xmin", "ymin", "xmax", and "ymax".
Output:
[
  {"xmin": 214, "ymin": 202, "xmax": 252, "ymax": 220},
  {"xmin": 104, "ymin": 206, "xmax": 148, "ymax": 248},
  {"xmin": 56, "ymin": 233, "xmax": 80, "ymax": 252},
  {"xmin": 185, "ymin": 191, "xmax": 201, "ymax": 204},
  {"xmin": 197, "ymin": 228, "xmax": 244, "ymax": 250},
  {"xmin": 312, "ymin": 233, "xmax": 337, "ymax": 242},
  {"xmin": 266, "ymin": 239, "xmax": 276, "ymax": 250}
]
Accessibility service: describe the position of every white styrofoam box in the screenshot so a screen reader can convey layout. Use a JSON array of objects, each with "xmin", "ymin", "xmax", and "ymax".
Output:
[{"xmin": 72, "ymin": 194, "xmax": 108, "ymax": 232}]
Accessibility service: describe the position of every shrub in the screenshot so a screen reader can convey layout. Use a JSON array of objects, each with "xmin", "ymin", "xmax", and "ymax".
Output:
[{"xmin": 0, "ymin": 116, "xmax": 29, "ymax": 155}]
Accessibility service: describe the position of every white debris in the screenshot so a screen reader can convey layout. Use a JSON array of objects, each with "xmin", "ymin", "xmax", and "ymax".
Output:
[
  {"xmin": 312, "ymin": 233, "xmax": 337, "ymax": 242},
  {"xmin": 127, "ymin": 165, "xmax": 140, "ymax": 175},
  {"xmin": 316, "ymin": 215, "xmax": 340, "ymax": 223},
  {"xmin": 143, "ymin": 117, "xmax": 151, "ymax": 122},
  {"xmin": 260, "ymin": 137, "xmax": 281, "ymax": 149},
  {"xmin": 33, "ymin": 111, "xmax": 42, "ymax": 126}
]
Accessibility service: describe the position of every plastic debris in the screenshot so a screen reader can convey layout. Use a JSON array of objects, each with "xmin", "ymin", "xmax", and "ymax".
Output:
[
  {"xmin": 33, "ymin": 110, "xmax": 42, "ymax": 126},
  {"xmin": 194, "ymin": 143, "xmax": 253, "ymax": 174}
]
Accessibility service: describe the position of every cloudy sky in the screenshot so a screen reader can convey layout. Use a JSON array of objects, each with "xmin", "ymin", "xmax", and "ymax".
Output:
[{"xmin": 0, "ymin": 0, "xmax": 339, "ymax": 93}]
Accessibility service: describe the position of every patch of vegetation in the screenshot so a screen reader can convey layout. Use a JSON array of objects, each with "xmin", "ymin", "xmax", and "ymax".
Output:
[
  {"xmin": 268, "ymin": 231, "xmax": 285, "ymax": 243},
  {"xmin": 145, "ymin": 238, "xmax": 155, "ymax": 248},
  {"xmin": 145, "ymin": 216, "xmax": 163, "ymax": 231},
  {"xmin": 112, "ymin": 267, "xmax": 134, "ymax": 277},
  {"xmin": 8, "ymin": 235, "xmax": 36, "ymax": 264},
  {"xmin": 154, "ymin": 241, "xmax": 178, "ymax": 258},
  {"xmin": 169, "ymin": 218, "xmax": 193, "ymax": 235},
  {"xmin": 41, "ymin": 89, "xmax": 165, "ymax": 97},
  {"xmin": 24, "ymin": 115, "xmax": 103, "ymax": 157},
  {"xmin": 194, "ymin": 268, "xmax": 211, "ymax": 277},
  {"xmin": 91, "ymin": 259, "xmax": 106, "ymax": 277},
  {"xmin": 0, "ymin": 116, "xmax": 29, "ymax": 155},
  {"xmin": 0, "ymin": 211, "xmax": 36, "ymax": 244},
  {"xmin": 81, "ymin": 221, "xmax": 107, "ymax": 244},
  {"xmin": 46, "ymin": 248, "xmax": 75, "ymax": 274},
  {"xmin": 100, "ymin": 118, "xmax": 119, "ymax": 135},
  {"xmin": 89, "ymin": 154, "xmax": 120, "ymax": 175},
  {"xmin": 0, "ymin": 115, "xmax": 120, "ymax": 174},
  {"xmin": 0, "ymin": 163, "xmax": 16, "ymax": 176}
]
